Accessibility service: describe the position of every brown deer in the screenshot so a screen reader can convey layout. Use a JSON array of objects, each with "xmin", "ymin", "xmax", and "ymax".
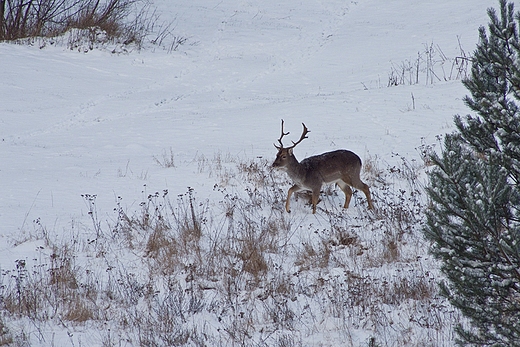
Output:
[{"xmin": 272, "ymin": 120, "xmax": 374, "ymax": 214}]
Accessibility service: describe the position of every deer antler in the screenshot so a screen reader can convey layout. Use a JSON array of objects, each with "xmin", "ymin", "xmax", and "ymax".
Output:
[
  {"xmin": 287, "ymin": 122, "xmax": 310, "ymax": 149},
  {"xmin": 275, "ymin": 119, "xmax": 290, "ymax": 149},
  {"xmin": 274, "ymin": 120, "xmax": 310, "ymax": 150}
]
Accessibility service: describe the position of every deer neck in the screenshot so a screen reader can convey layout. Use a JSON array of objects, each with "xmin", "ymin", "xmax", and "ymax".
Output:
[{"xmin": 285, "ymin": 155, "xmax": 305, "ymax": 181}]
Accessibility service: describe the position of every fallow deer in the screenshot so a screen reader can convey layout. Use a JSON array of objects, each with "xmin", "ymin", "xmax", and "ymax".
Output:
[{"xmin": 272, "ymin": 120, "xmax": 374, "ymax": 213}]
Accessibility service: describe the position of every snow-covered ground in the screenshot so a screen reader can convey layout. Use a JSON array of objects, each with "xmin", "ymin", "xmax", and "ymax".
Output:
[{"xmin": 0, "ymin": 0, "xmax": 496, "ymax": 346}]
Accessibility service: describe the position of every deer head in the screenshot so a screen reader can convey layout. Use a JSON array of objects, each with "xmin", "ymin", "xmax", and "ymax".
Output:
[{"xmin": 272, "ymin": 120, "xmax": 310, "ymax": 168}]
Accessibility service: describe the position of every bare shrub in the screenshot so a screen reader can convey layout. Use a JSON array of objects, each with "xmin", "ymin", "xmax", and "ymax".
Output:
[
  {"xmin": 276, "ymin": 333, "xmax": 301, "ymax": 347},
  {"xmin": 0, "ymin": 316, "xmax": 13, "ymax": 346},
  {"xmin": 382, "ymin": 237, "xmax": 400, "ymax": 262},
  {"xmin": 69, "ymin": 0, "xmax": 132, "ymax": 36},
  {"xmin": 153, "ymin": 147, "xmax": 176, "ymax": 168},
  {"xmin": 63, "ymin": 293, "xmax": 95, "ymax": 322},
  {"xmin": 113, "ymin": 188, "xmax": 207, "ymax": 277},
  {"xmin": 368, "ymin": 154, "xmax": 425, "ymax": 237},
  {"xmin": 1, "ymin": 0, "xmax": 187, "ymax": 51},
  {"xmin": 126, "ymin": 279, "xmax": 206, "ymax": 347},
  {"xmin": 1, "ymin": 0, "xmax": 132, "ymax": 40},
  {"xmin": 363, "ymin": 154, "xmax": 386, "ymax": 184},
  {"xmin": 0, "ymin": 243, "xmax": 101, "ymax": 325},
  {"xmin": 294, "ymin": 241, "xmax": 330, "ymax": 271},
  {"xmin": 239, "ymin": 237, "xmax": 268, "ymax": 279},
  {"xmin": 1, "ymin": 259, "xmax": 42, "ymax": 318},
  {"xmin": 237, "ymin": 158, "xmax": 270, "ymax": 185},
  {"xmin": 173, "ymin": 187, "xmax": 204, "ymax": 246},
  {"xmin": 49, "ymin": 245, "xmax": 79, "ymax": 291},
  {"xmin": 144, "ymin": 222, "xmax": 178, "ymax": 270},
  {"xmin": 387, "ymin": 38, "xmax": 470, "ymax": 87}
]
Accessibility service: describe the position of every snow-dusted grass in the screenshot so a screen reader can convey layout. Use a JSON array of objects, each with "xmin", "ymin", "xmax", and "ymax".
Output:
[{"xmin": 0, "ymin": 154, "xmax": 460, "ymax": 346}]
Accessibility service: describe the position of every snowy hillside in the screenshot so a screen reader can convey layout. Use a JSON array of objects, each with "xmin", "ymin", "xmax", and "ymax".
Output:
[{"xmin": 0, "ymin": 0, "xmax": 496, "ymax": 346}]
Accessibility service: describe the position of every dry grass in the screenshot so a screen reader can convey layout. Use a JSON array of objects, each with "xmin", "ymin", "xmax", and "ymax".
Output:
[
  {"xmin": 295, "ymin": 241, "xmax": 331, "ymax": 271},
  {"xmin": 153, "ymin": 147, "xmax": 176, "ymax": 168},
  {"xmin": 0, "ymin": 152, "xmax": 458, "ymax": 347},
  {"xmin": 387, "ymin": 40, "xmax": 469, "ymax": 87}
]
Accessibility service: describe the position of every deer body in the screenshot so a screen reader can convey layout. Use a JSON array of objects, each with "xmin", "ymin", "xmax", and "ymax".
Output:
[{"xmin": 272, "ymin": 121, "xmax": 373, "ymax": 214}]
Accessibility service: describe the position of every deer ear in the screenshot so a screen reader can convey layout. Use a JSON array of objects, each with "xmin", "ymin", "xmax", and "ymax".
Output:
[{"xmin": 288, "ymin": 148, "xmax": 293, "ymax": 155}]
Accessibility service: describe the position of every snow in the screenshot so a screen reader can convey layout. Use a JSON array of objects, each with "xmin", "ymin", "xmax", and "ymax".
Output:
[{"xmin": 0, "ymin": 0, "xmax": 496, "ymax": 346}]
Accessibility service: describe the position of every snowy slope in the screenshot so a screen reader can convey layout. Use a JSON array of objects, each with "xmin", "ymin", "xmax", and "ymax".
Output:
[
  {"xmin": 0, "ymin": 0, "xmax": 497, "ymax": 345},
  {"xmin": 1, "ymin": 0, "xmax": 492, "ymax": 236}
]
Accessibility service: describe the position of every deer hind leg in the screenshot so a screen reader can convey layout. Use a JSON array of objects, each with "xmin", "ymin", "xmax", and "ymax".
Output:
[{"xmin": 337, "ymin": 180, "xmax": 353, "ymax": 209}]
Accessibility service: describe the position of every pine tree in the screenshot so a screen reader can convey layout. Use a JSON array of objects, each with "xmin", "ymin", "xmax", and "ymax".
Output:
[{"xmin": 424, "ymin": 0, "xmax": 520, "ymax": 345}]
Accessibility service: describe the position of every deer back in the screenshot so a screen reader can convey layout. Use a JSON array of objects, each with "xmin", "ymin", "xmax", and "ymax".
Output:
[{"xmin": 299, "ymin": 149, "xmax": 362, "ymax": 186}]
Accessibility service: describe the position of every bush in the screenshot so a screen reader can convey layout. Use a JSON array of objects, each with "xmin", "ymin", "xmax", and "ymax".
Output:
[{"xmin": 0, "ymin": 0, "xmax": 156, "ymax": 48}]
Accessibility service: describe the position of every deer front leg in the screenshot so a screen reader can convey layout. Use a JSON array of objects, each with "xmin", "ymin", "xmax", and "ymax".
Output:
[
  {"xmin": 362, "ymin": 184, "xmax": 374, "ymax": 210},
  {"xmin": 285, "ymin": 185, "xmax": 301, "ymax": 213}
]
